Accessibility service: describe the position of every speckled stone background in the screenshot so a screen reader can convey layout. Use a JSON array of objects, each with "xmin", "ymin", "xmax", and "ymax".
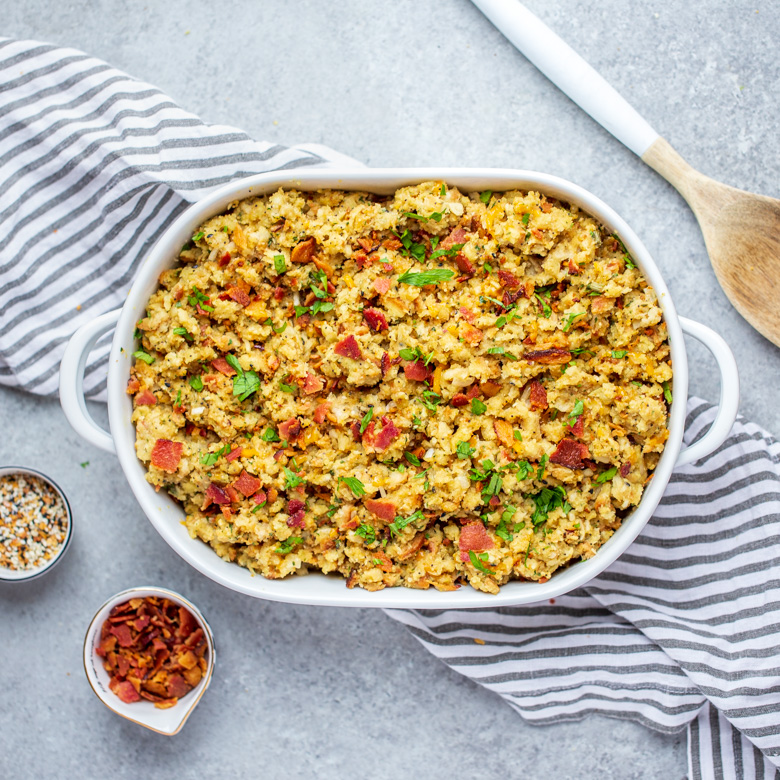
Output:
[{"xmin": 1, "ymin": 2, "xmax": 778, "ymax": 778}]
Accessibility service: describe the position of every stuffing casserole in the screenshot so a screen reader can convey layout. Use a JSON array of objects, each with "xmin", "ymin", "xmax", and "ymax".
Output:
[{"xmin": 129, "ymin": 181, "xmax": 671, "ymax": 594}]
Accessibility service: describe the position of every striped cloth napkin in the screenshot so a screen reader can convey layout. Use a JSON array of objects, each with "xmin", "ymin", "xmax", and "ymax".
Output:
[{"xmin": 2, "ymin": 37, "xmax": 778, "ymax": 780}]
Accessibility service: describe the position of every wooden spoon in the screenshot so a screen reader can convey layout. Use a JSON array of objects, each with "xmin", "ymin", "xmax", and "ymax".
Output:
[{"xmin": 471, "ymin": 0, "xmax": 780, "ymax": 347}]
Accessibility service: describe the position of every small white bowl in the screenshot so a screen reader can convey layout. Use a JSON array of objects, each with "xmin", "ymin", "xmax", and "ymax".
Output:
[
  {"xmin": 83, "ymin": 586, "xmax": 215, "ymax": 735},
  {"xmin": 0, "ymin": 465, "xmax": 73, "ymax": 582}
]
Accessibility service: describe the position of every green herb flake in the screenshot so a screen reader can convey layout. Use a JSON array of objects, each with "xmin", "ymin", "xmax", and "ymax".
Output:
[
  {"xmin": 456, "ymin": 441, "xmax": 475, "ymax": 460},
  {"xmin": 397, "ymin": 269, "xmax": 455, "ymax": 287},
  {"xmin": 440, "ymin": 184, "xmax": 447, "ymax": 196},
  {"xmin": 513, "ymin": 430, "xmax": 523, "ymax": 442},
  {"xmin": 133, "ymin": 350, "xmax": 155, "ymax": 365},
  {"xmin": 261, "ymin": 427, "xmax": 280, "ymax": 443},
  {"xmin": 595, "ymin": 466, "xmax": 618, "ymax": 484},
  {"xmin": 356, "ymin": 523, "xmax": 376, "ymax": 544},
  {"xmin": 201, "ymin": 443, "xmax": 230, "ymax": 466},
  {"xmin": 534, "ymin": 293, "xmax": 552, "ymax": 318},
  {"xmin": 340, "ymin": 476, "xmax": 366, "ymax": 497},
  {"xmin": 537, "ymin": 454, "xmax": 549, "ymax": 480},
  {"xmin": 611, "ymin": 350, "xmax": 627, "ymax": 358},
  {"xmin": 562, "ymin": 312, "xmax": 585, "ymax": 332},
  {"xmin": 404, "ymin": 451, "xmax": 421, "ymax": 466},
  {"xmin": 283, "ymin": 467, "xmax": 305, "ymax": 490},
  {"xmin": 191, "ymin": 231, "xmax": 205, "ymax": 242},
  {"xmin": 487, "ymin": 346, "xmax": 518, "ymax": 361},
  {"xmin": 276, "ymin": 536, "xmax": 303, "ymax": 555},
  {"xmin": 468, "ymin": 550, "xmax": 494, "ymax": 575},
  {"xmin": 567, "ymin": 400, "xmax": 584, "ymax": 426},
  {"xmin": 279, "ymin": 380, "xmax": 297, "ymax": 394},
  {"xmin": 188, "ymin": 375, "xmax": 204, "ymax": 392},
  {"xmin": 663, "ymin": 381, "xmax": 673, "ymax": 405},
  {"xmin": 79, "ymin": 461, "xmax": 89, "ymax": 469},
  {"xmin": 528, "ymin": 485, "xmax": 567, "ymax": 527},
  {"xmin": 522, "ymin": 213, "xmax": 530, "ymax": 226},
  {"xmin": 389, "ymin": 510, "xmax": 424, "ymax": 537},
  {"xmin": 479, "ymin": 190, "xmax": 492, "ymax": 204},
  {"xmin": 471, "ymin": 398, "xmax": 487, "ymax": 416},
  {"xmin": 251, "ymin": 502, "xmax": 267, "ymax": 513},
  {"xmin": 274, "ymin": 254, "xmax": 287, "ymax": 275},
  {"xmin": 359, "ymin": 407, "xmax": 374, "ymax": 434}
]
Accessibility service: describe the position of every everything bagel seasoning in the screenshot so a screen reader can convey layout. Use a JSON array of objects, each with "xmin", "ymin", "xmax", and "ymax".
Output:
[{"xmin": 0, "ymin": 473, "xmax": 68, "ymax": 571}]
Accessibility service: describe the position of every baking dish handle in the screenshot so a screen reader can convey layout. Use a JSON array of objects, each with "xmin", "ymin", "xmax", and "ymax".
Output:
[
  {"xmin": 676, "ymin": 317, "xmax": 739, "ymax": 468},
  {"xmin": 59, "ymin": 309, "xmax": 120, "ymax": 455}
]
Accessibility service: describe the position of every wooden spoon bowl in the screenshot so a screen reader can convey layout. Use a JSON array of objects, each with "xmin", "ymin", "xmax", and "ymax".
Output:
[{"xmin": 644, "ymin": 139, "xmax": 780, "ymax": 348}]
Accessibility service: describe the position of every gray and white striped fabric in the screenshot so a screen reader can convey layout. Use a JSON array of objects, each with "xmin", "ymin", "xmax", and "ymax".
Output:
[
  {"xmin": 388, "ymin": 401, "xmax": 780, "ymax": 779},
  {"xmin": 0, "ymin": 37, "xmax": 357, "ymax": 398},
  {"xmin": 3, "ymin": 37, "xmax": 779, "ymax": 780}
]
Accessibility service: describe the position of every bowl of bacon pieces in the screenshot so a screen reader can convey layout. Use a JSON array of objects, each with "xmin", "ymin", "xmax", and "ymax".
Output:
[{"xmin": 83, "ymin": 586, "xmax": 215, "ymax": 735}]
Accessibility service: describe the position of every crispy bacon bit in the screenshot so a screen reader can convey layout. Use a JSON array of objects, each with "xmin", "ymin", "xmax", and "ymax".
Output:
[
  {"xmin": 150, "ymin": 439, "xmax": 183, "ymax": 473},
  {"xmin": 372, "ymin": 550, "xmax": 394, "ymax": 572},
  {"xmin": 291, "ymin": 237, "xmax": 317, "ymax": 264},
  {"xmin": 403, "ymin": 359, "xmax": 432, "ymax": 382},
  {"xmin": 459, "ymin": 522, "xmax": 494, "ymax": 562},
  {"xmin": 225, "ymin": 446, "xmax": 243, "ymax": 462},
  {"xmin": 273, "ymin": 286, "xmax": 285, "ymax": 301},
  {"xmin": 383, "ymin": 237, "xmax": 403, "ymax": 250},
  {"xmin": 211, "ymin": 357, "xmax": 236, "ymax": 376},
  {"xmin": 502, "ymin": 289, "xmax": 523, "ymax": 307},
  {"xmin": 531, "ymin": 228, "xmax": 544, "ymax": 241},
  {"xmin": 313, "ymin": 402, "xmax": 331, "ymax": 424},
  {"xmin": 287, "ymin": 498, "xmax": 305, "ymax": 514},
  {"xmin": 540, "ymin": 198, "xmax": 553, "ymax": 213},
  {"xmin": 100, "ymin": 596, "xmax": 208, "ymax": 709},
  {"xmin": 366, "ymin": 418, "xmax": 400, "ymax": 451},
  {"xmin": 571, "ymin": 414, "xmax": 584, "ymax": 438},
  {"xmin": 355, "ymin": 253, "xmax": 371, "ymax": 269},
  {"xmin": 567, "ymin": 258, "xmax": 581, "ymax": 275},
  {"xmin": 351, "ymin": 421, "xmax": 363, "ymax": 442},
  {"xmin": 620, "ymin": 461, "xmax": 631, "ymax": 478},
  {"xmin": 363, "ymin": 308, "xmax": 389, "ymax": 332},
  {"xmin": 461, "ymin": 323, "xmax": 483, "ymax": 344},
  {"xmin": 234, "ymin": 470, "xmax": 262, "ymax": 497},
  {"xmin": 253, "ymin": 490, "xmax": 267, "ymax": 506},
  {"xmin": 135, "ymin": 389, "xmax": 157, "ymax": 406},
  {"xmin": 357, "ymin": 237, "xmax": 376, "ymax": 252},
  {"xmin": 528, "ymin": 379, "xmax": 548, "ymax": 410},
  {"xmin": 459, "ymin": 306, "xmax": 476, "ymax": 323},
  {"xmin": 441, "ymin": 226, "xmax": 467, "ymax": 249},
  {"xmin": 497, "ymin": 269, "xmax": 521, "ymax": 289},
  {"xmin": 279, "ymin": 418, "xmax": 302, "ymax": 442},
  {"xmin": 451, "ymin": 393, "xmax": 469, "ymax": 408},
  {"xmin": 225, "ymin": 485, "xmax": 240, "ymax": 503},
  {"xmin": 302, "ymin": 372, "xmax": 324, "ymax": 395},
  {"xmin": 455, "ymin": 253, "xmax": 475, "ymax": 275},
  {"xmin": 380, "ymin": 352, "xmax": 391, "ymax": 377},
  {"xmin": 270, "ymin": 218, "xmax": 285, "ymax": 232},
  {"xmin": 465, "ymin": 383, "xmax": 482, "ymax": 400},
  {"xmin": 287, "ymin": 498, "xmax": 306, "ymax": 528},
  {"xmin": 227, "ymin": 285, "xmax": 251, "ymax": 307},
  {"xmin": 373, "ymin": 277, "xmax": 391, "ymax": 294},
  {"xmin": 206, "ymin": 483, "xmax": 231, "ymax": 505},
  {"xmin": 218, "ymin": 252, "xmax": 232, "ymax": 267},
  {"xmin": 524, "ymin": 348, "xmax": 572, "ymax": 365},
  {"xmin": 550, "ymin": 439, "xmax": 590, "ymax": 470},
  {"xmin": 313, "ymin": 255, "xmax": 335, "ymax": 278},
  {"xmin": 494, "ymin": 420, "xmax": 514, "ymax": 448},
  {"xmin": 334, "ymin": 335, "xmax": 363, "ymax": 361},
  {"xmin": 126, "ymin": 377, "xmax": 141, "ymax": 394},
  {"xmin": 364, "ymin": 499, "xmax": 397, "ymax": 523}
]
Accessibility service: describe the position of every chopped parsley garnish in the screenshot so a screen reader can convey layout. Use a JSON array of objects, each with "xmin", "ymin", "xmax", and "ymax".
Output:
[
  {"xmin": 192, "ymin": 231, "xmax": 205, "ymax": 242},
  {"xmin": 513, "ymin": 430, "xmax": 523, "ymax": 442},
  {"xmin": 188, "ymin": 287, "xmax": 213, "ymax": 312},
  {"xmin": 595, "ymin": 466, "xmax": 618, "ymax": 484},
  {"xmin": 359, "ymin": 408, "xmax": 374, "ymax": 434},
  {"xmin": 537, "ymin": 454, "xmax": 549, "ymax": 480},
  {"xmin": 522, "ymin": 213, "xmax": 530, "ymax": 226},
  {"xmin": 173, "ymin": 326, "xmax": 193, "ymax": 341},
  {"xmin": 663, "ymin": 381, "xmax": 673, "ymax": 405},
  {"xmin": 534, "ymin": 293, "xmax": 552, "ymax": 318},
  {"xmin": 402, "ymin": 211, "xmax": 443, "ymax": 223},
  {"xmin": 404, "ymin": 451, "xmax": 421, "ymax": 466},
  {"xmin": 393, "ymin": 229, "xmax": 427, "ymax": 262},
  {"xmin": 388, "ymin": 510, "xmax": 424, "ymax": 537},
  {"xmin": 261, "ymin": 427, "xmax": 280, "ymax": 442},
  {"xmin": 276, "ymin": 536, "xmax": 303, "ymax": 555},
  {"xmin": 611, "ymin": 350, "xmax": 627, "ymax": 358},
  {"xmin": 456, "ymin": 441, "xmax": 475, "ymax": 460},
  {"xmin": 274, "ymin": 254, "xmax": 287, "ymax": 275},
  {"xmin": 610, "ymin": 232, "xmax": 637, "ymax": 269},
  {"xmin": 356, "ymin": 523, "xmax": 376, "ymax": 544},
  {"xmin": 479, "ymin": 190, "xmax": 492, "ymax": 204},
  {"xmin": 133, "ymin": 349, "xmax": 155, "ymax": 365},
  {"xmin": 440, "ymin": 183, "xmax": 446, "ymax": 196},
  {"xmin": 279, "ymin": 379, "xmax": 297, "ymax": 394},
  {"xmin": 399, "ymin": 345, "xmax": 434, "ymax": 364},
  {"xmin": 496, "ymin": 506, "xmax": 517, "ymax": 542},
  {"xmin": 174, "ymin": 390, "xmax": 182, "ymax": 408},
  {"xmin": 562, "ymin": 312, "xmax": 585, "ymax": 332},
  {"xmin": 568, "ymin": 400, "xmax": 584, "ymax": 426},
  {"xmin": 429, "ymin": 243, "xmax": 465, "ymax": 262},
  {"xmin": 283, "ymin": 467, "xmax": 305, "ymax": 490},
  {"xmin": 471, "ymin": 398, "xmax": 487, "ymax": 415},
  {"xmin": 188, "ymin": 375, "xmax": 204, "ymax": 392},
  {"xmin": 340, "ymin": 476, "xmax": 366, "ymax": 497},
  {"xmin": 397, "ymin": 269, "xmax": 455, "ymax": 286},
  {"xmin": 420, "ymin": 389, "xmax": 441, "ymax": 411},
  {"xmin": 225, "ymin": 354, "xmax": 260, "ymax": 401},
  {"xmin": 468, "ymin": 550, "xmax": 494, "ymax": 575},
  {"xmin": 513, "ymin": 460, "xmax": 532, "ymax": 480},
  {"xmin": 251, "ymin": 501, "xmax": 267, "ymax": 513},
  {"xmin": 487, "ymin": 346, "xmax": 518, "ymax": 361},
  {"xmin": 528, "ymin": 486, "xmax": 567, "ymax": 526},
  {"xmin": 495, "ymin": 306, "xmax": 519, "ymax": 329},
  {"xmin": 201, "ymin": 443, "xmax": 230, "ymax": 466}
]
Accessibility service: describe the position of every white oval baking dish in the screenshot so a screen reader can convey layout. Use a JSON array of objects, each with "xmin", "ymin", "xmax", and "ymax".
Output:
[{"xmin": 59, "ymin": 168, "xmax": 739, "ymax": 608}]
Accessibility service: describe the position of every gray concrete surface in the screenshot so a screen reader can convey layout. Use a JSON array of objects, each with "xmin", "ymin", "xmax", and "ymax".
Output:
[{"xmin": 2, "ymin": 0, "xmax": 779, "ymax": 778}]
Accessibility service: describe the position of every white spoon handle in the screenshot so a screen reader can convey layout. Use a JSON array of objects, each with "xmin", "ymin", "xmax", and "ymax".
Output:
[{"xmin": 470, "ymin": 0, "xmax": 659, "ymax": 157}]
